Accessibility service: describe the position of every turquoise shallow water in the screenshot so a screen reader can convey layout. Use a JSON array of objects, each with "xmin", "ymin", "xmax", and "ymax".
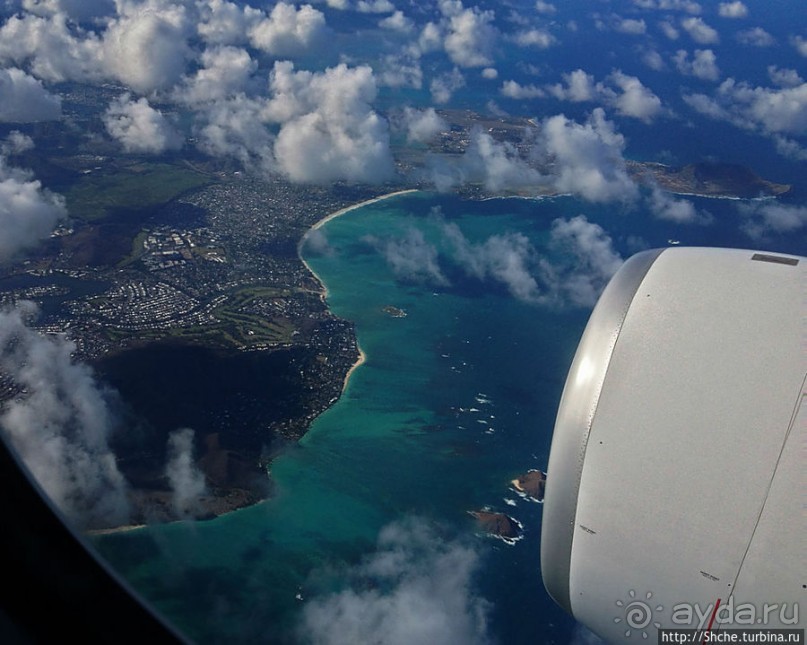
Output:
[{"xmin": 92, "ymin": 192, "xmax": 633, "ymax": 643}]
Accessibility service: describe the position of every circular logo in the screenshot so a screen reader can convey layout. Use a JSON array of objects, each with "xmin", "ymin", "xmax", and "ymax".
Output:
[{"xmin": 614, "ymin": 590, "xmax": 663, "ymax": 638}]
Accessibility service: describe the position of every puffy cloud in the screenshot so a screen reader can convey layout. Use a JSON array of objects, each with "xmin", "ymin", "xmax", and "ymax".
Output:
[
  {"xmin": 379, "ymin": 11, "xmax": 414, "ymax": 33},
  {"xmin": 632, "ymin": 0, "xmax": 701, "ymax": 12},
  {"xmin": 247, "ymin": 3, "xmax": 326, "ymax": 56},
  {"xmin": 461, "ymin": 130, "xmax": 543, "ymax": 192},
  {"xmin": 615, "ymin": 18, "xmax": 647, "ymax": 35},
  {"xmin": 196, "ymin": 0, "xmax": 262, "ymax": 45},
  {"xmin": 736, "ymin": 27, "xmax": 775, "ymax": 47},
  {"xmin": 103, "ymin": 93, "xmax": 183, "ymax": 154},
  {"xmin": 535, "ymin": 1, "xmax": 556, "ymax": 15},
  {"xmin": 545, "ymin": 215, "xmax": 624, "ymax": 307},
  {"xmin": 269, "ymin": 62, "xmax": 394, "ymax": 183},
  {"xmin": 673, "ymin": 49, "xmax": 720, "ymax": 81},
  {"xmin": 608, "ymin": 70, "xmax": 663, "ymax": 122},
  {"xmin": 430, "ymin": 67, "xmax": 465, "ymax": 104},
  {"xmin": 19, "ymin": 0, "xmax": 116, "ymax": 21},
  {"xmin": 681, "ymin": 17, "xmax": 720, "ymax": 45},
  {"xmin": 642, "ymin": 48, "xmax": 665, "ymax": 70},
  {"xmin": 547, "ymin": 69, "xmax": 598, "ymax": 102},
  {"xmin": 368, "ymin": 228, "xmax": 449, "ymax": 286},
  {"xmin": 647, "ymin": 186, "xmax": 709, "ymax": 224},
  {"xmin": 356, "ymin": 0, "xmax": 395, "ymax": 13},
  {"xmin": 685, "ymin": 78, "xmax": 807, "ymax": 135},
  {"xmin": 1, "ymin": 131, "xmax": 35, "ymax": 155},
  {"xmin": 547, "ymin": 69, "xmax": 664, "ymax": 123},
  {"xmin": 194, "ymin": 93, "xmax": 276, "ymax": 172},
  {"xmin": 377, "ymin": 53, "xmax": 422, "ymax": 89},
  {"xmin": 176, "ymin": 46, "xmax": 257, "ymax": 105},
  {"xmin": 440, "ymin": 0, "xmax": 497, "ymax": 68},
  {"xmin": 537, "ymin": 108, "xmax": 639, "ymax": 203},
  {"xmin": 0, "ymin": 302, "xmax": 129, "ymax": 529},
  {"xmin": 659, "ymin": 20, "xmax": 680, "ymax": 40},
  {"xmin": 298, "ymin": 518, "xmax": 491, "ymax": 645},
  {"xmin": 767, "ymin": 66, "xmax": 803, "ymax": 88},
  {"xmin": 444, "ymin": 223, "xmax": 541, "ymax": 302},
  {"xmin": 772, "ymin": 135, "xmax": 807, "ymax": 161},
  {"xmin": 0, "ymin": 66, "xmax": 61, "ymax": 122},
  {"xmin": 511, "ymin": 28, "xmax": 556, "ymax": 48},
  {"xmin": 0, "ymin": 13, "xmax": 104, "ymax": 83},
  {"xmin": 164, "ymin": 428, "xmax": 207, "ymax": 519},
  {"xmin": 737, "ymin": 202, "xmax": 807, "ymax": 239},
  {"xmin": 718, "ymin": 1, "xmax": 747, "ymax": 18},
  {"xmin": 102, "ymin": 3, "xmax": 192, "ymax": 93},
  {"xmin": 402, "ymin": 107, "xmax": 448, "ymax": 143},
  {"xmin": 442, "ymin": 214, "xmax": 623, "ymax": 307},
  {"xmin": 793, "ymin": 36, "xmax": 807, "ymax": 58},
  {"xmin": 481, "ymin": 67, "xmax": 498, "ymax": 80},
  {"xmin": 500, "ymin": 80, "xmax": 544, "ymax": 99},
  {"xmin": 0, "ymin": 149, "xmax": 66, "ymax": 262},
  {"xmin": 681, "ymin": 16, "xmax": 719, "ymax": 44}
]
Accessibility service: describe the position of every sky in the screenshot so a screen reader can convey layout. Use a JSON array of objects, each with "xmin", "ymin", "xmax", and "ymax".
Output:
[{"xmin": 0, "ymin": 0, "xmax": 804, "ymax": 633}]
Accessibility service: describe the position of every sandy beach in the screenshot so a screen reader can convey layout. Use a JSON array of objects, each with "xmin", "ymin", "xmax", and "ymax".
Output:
[{"xmin": 299, "ymin": 189, "xmax": 418, "ymax": 392}]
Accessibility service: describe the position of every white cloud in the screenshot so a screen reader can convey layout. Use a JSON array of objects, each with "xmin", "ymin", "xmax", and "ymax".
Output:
[
  {"xmin": 615, "ymin": 18, "xmax": 647, "ymax": 35},
  {"xmin": 102, "ymin": 3, "xmax": 192, "ymax": 94},
  {"xmin": 439, "ymin": 0, "xmax": 497, "ymax": 68},
  {"xmin": 369, "ymin": 227, "xmax": 449, "ymax": 286},
  {"xmin": 165, "ymin": 428, "xmax": 207, "ymax": 519},
  {"xmin": 673, "ymin": 49, "xmax": 720, "ymax": 81},
  {"xmin": 681, "ymin": 16, "xmax": 719, "ymax": 44},
  {"xmin": 500, "ymin": 80, "xmax": 544, "ymax": 99},
  {"xmin": 736, "ymin": 27, "xmax": 775, "ymax": 47},
  {"xmin": 737, "ymin": 202, "xmax": 807, "ymax": 239},
  {"xmin": 546, "ymin": 69, "xmax": 663, "ymax": 123},
  {"xmin": 535, "ymin": 1, "xmax": 556, "ymax": 15},
  {"xmin": 642, "ymin": 49, "xmax": 665, "ymax": 70},
  {"xmin": 269, "ymin": 62, "xmax": 394, "ymax": 183},
  {"xmin": 547, "ymin": 69, "xmax": 598, "ymax": 102},
  {"xmin": 377, "ymin": 53, "xmax": 422, "ymax": 89},
  {"xmin": 176, "ymin": 46, "xmax": 257, "ymax": 105},
  {"xmin": 718, "ymin": 1, "xmax": 747, "ymax": 18},
  {"xmin": 0, "ymin": 150, "xmax": 65, "ymax": 262},
  {"xmin": 511, "ymin": 28, "xmax": 556, "ymax": 48},
  {"xmin": 357, "ymin": 0, "xmax": 395, "ymax": 13},
  {"xmin": 0, "ymin": 66, "xmax": 61, "ymax": 122},
  {"xmin": 608, "ymin": 71, "xmax": 663, "ymax": 122},
  {"xmin": 633, "ymin": 0, "xmax": 701, "ymax": 12},
  {"xmin": 443, "ymin": 223, "xmax": 542, "ymax": 302},
  {"xmin": 659, "ymin": 20, "xmax": 680, "ymax": 40},
  {"xmin": 0, "ymin": 302, "xmax": 129, "ymax": 529},
  {"xmin": 481, "ymin": 67, "xmax": 498, "ymax": 80},
  {"xmin": 537, "ymin": 108, "xmax": 639, "ymax": 203},
  {"xmin": 196, "ymin": 0, "xmax": 262, "ymax": 46},
  {"xmin": 792, "ymin": 36, "xmax": 807, "ymax": 58},
  {"xmin": 430, "ymin": 67, "xmax": 465, "ymax": 104},
  {"xmin": 647, "ymin": 186, "xmax": 709, "ymax": 223},
  {"xmin": 767, "ymin": 66, "xmax": 803, "ymax": 88},
  {"xmin": 686, "ymin": 78, "xmax": 807, "ymax": 135},
  {"xmin": 298, "ymin": 518, "xmax": 491, "ymax": 645},
  {"xmin": 546, "ymin": 215, "xmax": 624, "ymax": 307},
  {"xmin": 1, "ymin": 131, "xmax": 35, "ymax": 155},
  {"xmin": 379, "ymin": 11, "xmax": 413, "ymax": 32},
  {"xmin": 0, "ymin": 13, "xmax": 105, "ymax": 83},
  {"xmin": 247, "ymin": 2, "xmax": 326, "ymax": 56},
  {"xmin": 402, "ymin": 107, "xmax": 448, "ymax": 143},
  {"xmin": 104, "ymin": 93, "xmax": 183, "ymax": 154}
]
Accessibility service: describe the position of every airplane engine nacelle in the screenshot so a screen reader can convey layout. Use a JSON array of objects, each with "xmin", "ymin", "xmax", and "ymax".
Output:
[{"xmin": 541, "ymin": 247, "xmax": 805, "ymax": 642}]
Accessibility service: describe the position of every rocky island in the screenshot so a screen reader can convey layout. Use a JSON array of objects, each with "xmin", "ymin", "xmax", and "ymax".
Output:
[
  {"xmin": 511, "ymin": 469, "xmax": 546, "ymax": 503},
  {"xmin": 469, "ymin": 509, "xmax": 523, "ymax": 543}
]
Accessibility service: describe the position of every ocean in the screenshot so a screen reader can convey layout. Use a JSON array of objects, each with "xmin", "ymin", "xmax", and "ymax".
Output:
[{"xmin": 92, "ymin": 185, "xmax": 803, "ymax": 643}]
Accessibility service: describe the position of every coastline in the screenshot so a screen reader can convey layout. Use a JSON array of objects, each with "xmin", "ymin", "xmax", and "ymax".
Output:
[{"xmin": 299, "ymin": 188, "xmax": 418, "ymax": 391}]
